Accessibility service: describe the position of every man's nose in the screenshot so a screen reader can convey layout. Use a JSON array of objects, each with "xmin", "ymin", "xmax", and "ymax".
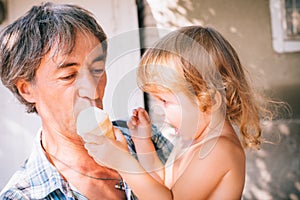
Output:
[{"xmin": 76, "ymin": 70, "xmax": 100, "ymax": 100}]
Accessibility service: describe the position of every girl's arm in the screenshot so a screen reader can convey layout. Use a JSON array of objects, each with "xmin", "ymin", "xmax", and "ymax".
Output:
[
  {"xmin": 118, "ymin": 152, "xmax": 173, "ymax": 200},
  {"xmin": 84, "ymin": 128, "xmax": 173, "ymax": 200},
  {"xmin": 127, "ymin": 108, "xmax": 165, "ymax": 183},
  {"xmin": 83, "ymin": 117, "xmax": 245, "ymax": 199}
]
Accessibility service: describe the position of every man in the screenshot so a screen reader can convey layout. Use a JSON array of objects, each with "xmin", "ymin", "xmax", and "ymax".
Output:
[{"xmin": 0, "ymin": 2, "xmax": 172, "ymax": 199}]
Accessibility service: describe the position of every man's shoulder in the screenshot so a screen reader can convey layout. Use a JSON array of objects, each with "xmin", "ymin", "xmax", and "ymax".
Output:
[
  {"xmin": 0, "ymin": 188, "xmax": 30, "ymax": 200},
  {"xmin": 0, "ymin": 168, "xmax": 31, "ymax": 200},
  {"xmin": 0, "ymin": 134, "xmax": 71, "ymax": 200}
]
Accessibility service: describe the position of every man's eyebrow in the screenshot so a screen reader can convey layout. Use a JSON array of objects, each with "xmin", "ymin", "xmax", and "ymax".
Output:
[
  {"xmin": 90, "ymin": 54, "xmax": 106, "ymax": 63},
  {"xmin": 57, "ymin": 62, "xmax": 78, "ymax": 69},
  {"xmin": 56, "ymin": 54, "xmax": 106, "ymax": 68}
]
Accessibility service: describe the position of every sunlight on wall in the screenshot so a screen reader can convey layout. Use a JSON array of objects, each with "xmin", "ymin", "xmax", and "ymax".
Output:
[
  {"xmin": 146, "ymin": 0, "xmax": 203, "ymax": 29},
  {"xmin": 146, "ymin": 0, "xmax": 244, "ymax": 45},
  {"xmin": 244, "ymin": 119, "xmax": 300, "ymax": 199}
]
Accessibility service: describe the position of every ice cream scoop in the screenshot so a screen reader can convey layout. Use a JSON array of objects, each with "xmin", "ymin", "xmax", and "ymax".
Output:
[{"xmin": 76, "ymin": 106, "xmax": 115, "ymax": 139}]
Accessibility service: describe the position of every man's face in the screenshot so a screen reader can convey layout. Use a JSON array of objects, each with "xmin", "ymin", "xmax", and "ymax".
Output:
[{"xmin": 30, "ymin": 32, "xmax": 106, "ymax": 137}]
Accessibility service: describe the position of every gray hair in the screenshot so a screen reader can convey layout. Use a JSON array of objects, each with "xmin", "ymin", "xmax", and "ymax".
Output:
[{"xmin": 0, "ymin": 2, "xmax": 107, "ymax": 113}]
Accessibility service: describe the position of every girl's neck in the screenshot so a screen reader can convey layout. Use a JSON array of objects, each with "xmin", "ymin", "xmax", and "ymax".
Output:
[{"xmin": 193, "ymin": 110, "xmax": 227, "ymax": 143}]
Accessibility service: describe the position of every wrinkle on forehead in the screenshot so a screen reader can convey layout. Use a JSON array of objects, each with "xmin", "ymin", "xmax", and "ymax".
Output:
[{"xmin": 46, "ymin": 31, "xmax": 105, "ymax": 68}]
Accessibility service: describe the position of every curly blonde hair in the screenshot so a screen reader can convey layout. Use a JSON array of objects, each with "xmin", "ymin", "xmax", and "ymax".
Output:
[{"xmin": 138, "ymin": 26, "xmax": 274, "ymax": 149}]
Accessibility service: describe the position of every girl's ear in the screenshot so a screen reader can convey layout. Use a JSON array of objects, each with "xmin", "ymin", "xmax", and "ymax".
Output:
[
  {"xmin": 195, "ymin": 90, "xmax": 223, "ymax": 113},
  {"xmin": 15, "ymin": 79, "xmax": 36, "ymax": 103},
  {"xmin": 211, "ymin": 90, "xmax": 222, "ymax": 112}
]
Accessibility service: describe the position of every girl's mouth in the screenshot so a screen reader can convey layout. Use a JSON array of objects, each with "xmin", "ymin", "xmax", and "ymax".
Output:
[{"xmin": 174, "ymin": 127, "xmax": 179, "ymax": 135}]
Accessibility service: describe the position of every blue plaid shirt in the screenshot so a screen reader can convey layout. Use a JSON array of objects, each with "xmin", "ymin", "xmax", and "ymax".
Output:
[{"xmin": 0, "ymin": 121, "xmax": 173, "ymax": 200}]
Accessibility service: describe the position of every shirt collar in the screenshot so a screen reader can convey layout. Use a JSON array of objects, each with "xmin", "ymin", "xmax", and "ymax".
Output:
[{"xmin": 25, "ymin": 130, "xmax": 73, "ymax": 199}]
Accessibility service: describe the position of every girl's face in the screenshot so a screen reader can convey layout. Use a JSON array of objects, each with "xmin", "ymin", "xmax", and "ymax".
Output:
[{"xmin": 150, "ymin": 91, "xmax": 208, "ymax": 140}]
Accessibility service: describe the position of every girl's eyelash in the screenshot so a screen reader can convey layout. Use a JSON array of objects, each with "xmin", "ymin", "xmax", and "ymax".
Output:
[{"xmin": 159, "ymin": 98, "xmax": 167, "ymax": 103}]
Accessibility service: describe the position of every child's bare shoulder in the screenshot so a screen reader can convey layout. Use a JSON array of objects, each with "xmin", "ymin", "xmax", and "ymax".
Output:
[
  {"xmin": 200, "ymin": 134, "xmax": 245, "ymax": 163},
  {"xmin": 173, "ymin": 135, "xmax": 245, "ymax": 199}
]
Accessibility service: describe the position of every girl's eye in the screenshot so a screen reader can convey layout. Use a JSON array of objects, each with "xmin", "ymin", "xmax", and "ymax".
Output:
[
  {"xmin": 159, "ymin": 98, "xmax": 168, "ymax": 104},
  {"xmin": 152, "ymin": 94, "xmax": 171, "ymax": 106}
]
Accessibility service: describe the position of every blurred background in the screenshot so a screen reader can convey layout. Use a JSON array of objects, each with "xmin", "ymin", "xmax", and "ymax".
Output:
[{"xmin": 0, "ymin": 0, "xmax": 299, "ymax": 199}]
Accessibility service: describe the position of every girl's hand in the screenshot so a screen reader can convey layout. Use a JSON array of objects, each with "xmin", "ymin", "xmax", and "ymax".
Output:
[
  {"xmin": 127, "ymin": 107, "xmax": 152, "ymax": 139},
  {"xmin": 83, "ymin": 127, "xmax": 134, "ymax": 172}
]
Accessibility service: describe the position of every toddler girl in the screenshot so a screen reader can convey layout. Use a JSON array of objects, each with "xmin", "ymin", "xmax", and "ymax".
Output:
[{"xmin": 85, "ymin": 25, "xmax": 274, "ymax": 200}]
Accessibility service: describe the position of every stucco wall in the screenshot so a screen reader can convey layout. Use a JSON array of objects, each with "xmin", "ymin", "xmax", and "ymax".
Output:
[{"xmin": 145, "ymin": 0, "xmax": 300, "ymax": 118}]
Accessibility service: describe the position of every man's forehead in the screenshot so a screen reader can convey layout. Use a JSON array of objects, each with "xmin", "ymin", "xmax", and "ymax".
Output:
[
  {"xmin": 45, "ymin": 43, "xmax": 105, "ymax": 67},
  {"xmin": 45, "ymin": 30, "xmax": 105, "ymax": 63},
  {"xmin": 85, "ymin": 44, "xmax": 106, "ymax": 63}
]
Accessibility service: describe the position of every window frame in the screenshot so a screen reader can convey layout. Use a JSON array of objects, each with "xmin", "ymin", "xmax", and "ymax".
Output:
[{"xmin": 270, "ymin": 0, "xmax": 300, "ymax": 53}]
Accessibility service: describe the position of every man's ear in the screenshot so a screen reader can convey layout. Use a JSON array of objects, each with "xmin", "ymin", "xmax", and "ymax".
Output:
[{"xmin": 15, "ymin": 79, "xmax": 36, "ymax": 103}]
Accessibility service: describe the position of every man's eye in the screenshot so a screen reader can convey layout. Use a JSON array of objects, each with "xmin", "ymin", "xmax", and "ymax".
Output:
[
  {"xmin": 90, "ymin": 68, "xmax": 105, "ymax": 77},
  {"xmin": 61, "ymin": 73, "xmax": 76, "ymax": 80}
]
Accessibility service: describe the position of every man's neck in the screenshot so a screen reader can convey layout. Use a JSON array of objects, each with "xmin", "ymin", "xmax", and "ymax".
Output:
[
  {"xmin": 40, "ymin": 127, "xmax": 126, "ymax": 200},
  {"xmin": 41, "ymin": 125, "xmax": 112, "ymax": 175}
]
